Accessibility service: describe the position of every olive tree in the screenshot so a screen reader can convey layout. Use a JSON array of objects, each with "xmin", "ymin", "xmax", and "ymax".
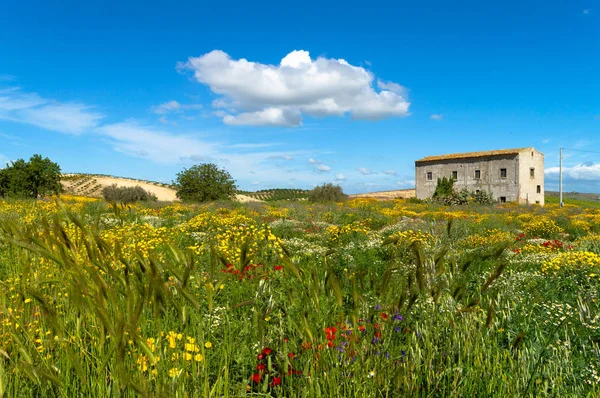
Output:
[{"xmin": 174, "ymin": 163, "xmax": 237, "ymax": 202}]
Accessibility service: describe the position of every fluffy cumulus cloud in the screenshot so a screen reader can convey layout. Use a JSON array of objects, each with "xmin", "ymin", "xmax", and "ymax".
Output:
[
  {"xmin": 335, "ymin": 173, "xmax": 346, "ymax": 181},
  {"xmin": 382, "ymin": 169, "xmax": 397, "ymax": 176},
  {"xmin": 0, "ymin": 87, "xmax": 103, "ymax": 134},
  {"xmin": 178, "ymin": 50, "xmax": 410, "ymax": 127},
  {"xmin": 358, "ymin": 167, "xmax": 374, "ymax": 175},
  {"xmin": 430, "ymin": 114, "xmax": 443, "ymax": 120}
]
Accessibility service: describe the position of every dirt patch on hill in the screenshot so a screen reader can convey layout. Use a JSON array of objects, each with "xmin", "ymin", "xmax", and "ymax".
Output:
[{"xmin": 349, "ymin": 189, "xmax": 416, "ymax": 201}]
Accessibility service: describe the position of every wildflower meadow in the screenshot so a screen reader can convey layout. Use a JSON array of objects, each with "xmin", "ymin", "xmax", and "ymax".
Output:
[{"xmin": 0, "ymin": 196, "xmax": 599, "ymax": 397}]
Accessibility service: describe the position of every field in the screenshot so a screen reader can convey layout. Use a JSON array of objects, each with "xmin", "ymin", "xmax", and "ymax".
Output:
[{"xmin": 1, "ymin": 196, "xmax": 599, "ymax": 397}]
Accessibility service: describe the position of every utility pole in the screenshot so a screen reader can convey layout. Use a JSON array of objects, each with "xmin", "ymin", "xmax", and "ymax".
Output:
[{"xmin": 559, "ymin": 147, "xmax": 563, "ymax": 208}]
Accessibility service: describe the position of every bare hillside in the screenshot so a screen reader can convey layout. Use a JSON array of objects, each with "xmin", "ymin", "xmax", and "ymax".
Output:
[{"xmin": 62, "ymin": 174, "xmax": 261, "ymax": 203}]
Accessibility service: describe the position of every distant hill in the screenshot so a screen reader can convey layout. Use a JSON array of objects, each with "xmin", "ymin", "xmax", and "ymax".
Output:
[
  {"xmin": 62, "ymin": 174, "xmax": 178, "ymax": 201},
  {"xmin": 61, "ymin": 174, "xmax": 261, "ymax": 203}
]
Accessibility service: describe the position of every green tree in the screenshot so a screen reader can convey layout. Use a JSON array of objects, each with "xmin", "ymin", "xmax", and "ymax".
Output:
[
  {"xmin": 0, "ymin": 155, "xmax": 62, "ymax": 198},
  {"xmin": 308, "ymin": 183, "xmax": 347, "ymax": 202},
  {"xmin": 174, "ymin": 163, "xmax": 237, "ymax": 202}
]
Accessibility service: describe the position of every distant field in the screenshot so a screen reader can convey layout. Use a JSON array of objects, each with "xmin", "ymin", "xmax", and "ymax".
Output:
[{"xmin": 546, "ymin": 191, "xmax": 600, "ymax": 208}]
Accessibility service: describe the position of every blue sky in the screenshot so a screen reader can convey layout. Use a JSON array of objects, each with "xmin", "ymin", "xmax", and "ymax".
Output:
[{"xmin": 1, "ymin": 1, "xmax": 599, "ymax": 193}]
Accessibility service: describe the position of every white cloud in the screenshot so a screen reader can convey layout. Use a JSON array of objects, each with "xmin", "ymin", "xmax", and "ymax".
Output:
[
  {"xmin": 265, "ymin": 153, "xmax": 293, "ymax": 160},
  {"xmin": 546, "ymin": 163, "xmax": 600, "ymax": 181},
  {"xmin": 19, "ymin": 103, "xmax": 103, "ymax": 134},
  {"xmin": 0, "ymin": 87, "xmax": 103, "ymax": 134},
  {"xmin": 382, "ymin": 169, "xmax": 397, "ymax": 175},
  {"xmin": 97, "ymin": 121, "xmax": 218, "ymax": 164},
  {"xmin": 307, "ymin": 157, "xmax": 331, "ymax": 173},
  {"xmin": 358, "ymin": 167, "xmax": 373, "ymax": 175},
  {"xmin": 335, "ymin": 173, "xmax": 346, "ymax": 181},
  {"xmin": 178, "ymin": 49, "xmax": 410, "ymax": 126},
  {"xmin": 583, "ymin": 9, "xmax": 590, "ymax": 14},
  {"xmin": 151, "ymin": 100, "xmax": 203, "ymax": 115},
  {"xmin": 430, "ymin": 114, "xmax": 443, "ymax": 120}
]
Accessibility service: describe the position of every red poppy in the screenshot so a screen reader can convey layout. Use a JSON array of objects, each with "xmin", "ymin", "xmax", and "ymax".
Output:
[
  {"xmin": 270, "ymin": 377, "xmax": 282, "ymax": 387},
  {"xmin": 261, "ymin": 347, "xmax": 272, "ymax": 357},
  {"xmin": 288, "ymin": 352, "xmax": 295, "ymax": 358},
  {"xmin": 251, "ymin": 373, "xmax": 262, "ymax": 384},
  {"xmin": 380, "ymin": 312, "xmax": 389, "ymax": 320},
  {"xmin": 256, "ymin": 363, "xmax": 266, "ymax": 371},
  {"xmin": 274, "ymin": 265, "xmax": 284, "ymax": 271}
]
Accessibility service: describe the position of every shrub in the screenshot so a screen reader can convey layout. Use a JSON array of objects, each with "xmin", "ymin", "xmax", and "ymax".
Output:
[
  {"xmin": 471, "ymin": 189, "xmax": 495, "ymax": 205},
  {"xmin": 308, "ymin": 183, "xmax": 347, "ymax": 202},
  {"xmin": 101, "ymin": 184, "xmax": 157, "ymax": 203},
  {"xmin": 174, "ymin": 164, "xmax": 237, "ymax": 203}
]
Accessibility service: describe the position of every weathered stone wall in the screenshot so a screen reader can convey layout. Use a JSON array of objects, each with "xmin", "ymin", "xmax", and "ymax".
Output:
[{"xmin": 415, "ymin": 154, "xmax": 524, "ymax": 202}]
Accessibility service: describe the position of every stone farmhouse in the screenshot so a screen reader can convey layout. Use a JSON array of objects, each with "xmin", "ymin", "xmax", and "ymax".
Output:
[{"xmin": 415, "ymin": 147, "xmax": 544, "ymax": 205}]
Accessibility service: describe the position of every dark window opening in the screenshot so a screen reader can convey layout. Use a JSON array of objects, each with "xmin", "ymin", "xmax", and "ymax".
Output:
[
  {"xmin": 537, "ymin": 185, "xmax": 541, "ymax": 194},
  {"xmin": 530, "ymin": 168, "xmax": 535, "ymax": 178},
  {"xmin": 500, "ymin": 168, "xmax": 507, "ymax": 178},
  {"xmin": 452, "ymin": 171, "xmax": 458, "ymax": 180},
  {"xmin": 474, "ymin": 170, "xmax": 481, "ymax": 179},
  {"xmin": 500, "ymin": 197, "xmax": 507, "ymax": 203},
  {"xmin": 535, "ymin": 201, "xmax": 540, "ymax": 204},
  {"xmin": 426, "ymin": 172, "xmax": 432, "ymax": 181}
]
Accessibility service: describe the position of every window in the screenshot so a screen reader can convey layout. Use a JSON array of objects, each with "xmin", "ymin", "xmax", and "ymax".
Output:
[
  {"xmin": 476, "ymin": 190, "xmax": 480, "ymax": 194},
  {"xmin": 474, "ymin": 170, "xmax": 481, "ymax": 179},
  {"xmin": 537, "ymin": 185, "xmax": 541, "ymax": 194},
  {"xmin": 426, "ymin": 172, "xmax": 432, "ymax": 181},
  {"xmin": 530, "ymin": 168, "xmax": 535, "ymax": 178},
  {"xmin": 452, "ymin": 171, "xmax": 458, "ymax": 180},
  {"xmin": 535, "ymin": 201, "xmax": 540, "ymax": 204},
  {"xmin": 500, "ymin": 168, "xmax": 507, "ymax": 178},
  {"xmin": 500, "ymin": 197, "xmax": 507, "ymax": 203}
]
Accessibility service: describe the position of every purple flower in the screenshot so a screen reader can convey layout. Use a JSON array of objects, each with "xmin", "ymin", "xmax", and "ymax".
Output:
[
  {"xmin": 393, "ymin": 313, "xmax": 403, "ymax": 321},
  {"xmin": 371, "ymin": 337, "xmax": 379, "ymax": 344},
  {"xmin": 375, "ymin": 305, "xmax": 382, "ymax": 310}
]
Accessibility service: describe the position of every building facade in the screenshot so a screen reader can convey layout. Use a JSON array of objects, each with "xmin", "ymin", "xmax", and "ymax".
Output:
[{"xmin": 415, "ymin": 148, "xmax": 544, "ymax": 205}]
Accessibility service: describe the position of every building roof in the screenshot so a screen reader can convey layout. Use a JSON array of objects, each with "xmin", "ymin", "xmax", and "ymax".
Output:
[{"xmin": 415, "ymin": 147, "xmax": 537, "ymax": 163}]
